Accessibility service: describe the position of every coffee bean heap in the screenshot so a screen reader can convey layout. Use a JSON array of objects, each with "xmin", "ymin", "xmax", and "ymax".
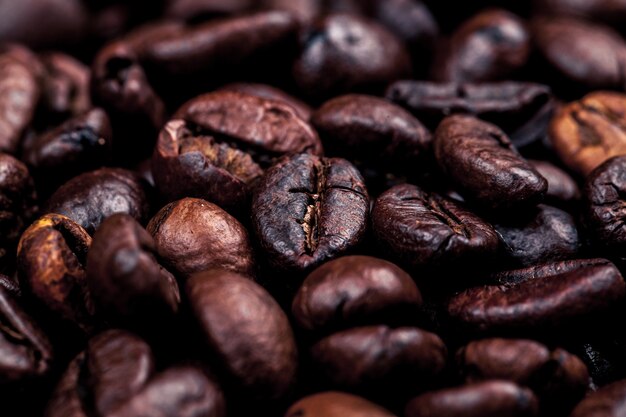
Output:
[{"xmin": 3, "ymin": 1, "xmax": 626, "ymax": 416}]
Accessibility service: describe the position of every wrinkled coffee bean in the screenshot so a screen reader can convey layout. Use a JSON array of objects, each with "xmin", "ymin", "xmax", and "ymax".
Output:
[
  {"xmin": 186, "ymin": 269, "xmax": 297, "ymax": 400},
  {"xmin": 147, "ymin": 198, "xmax": 255, "ymax": 279},
  {"xmin": 292, "ymin": 255, "xmax": 422, "ymax": 334},
  {"xmin": 550, "ymin": 91, "xmax": 626, "ymax": 176},
  {"xmin": 447, "ymin": 258, "xmax": 625, "ymax": 335},
  {"xmin": 435, "ymin": 115, "xmax": 547, "ymax": 210},
  {"xmin": 293, "ymin": 14, "xmax": 411, "ymax": 100},
  {"xmin": 284, "ymin": 391, "xmax": 397, "ymax": 417},
  {"xmin": 433, "ymin": 9, "xmax": 530, "ymax": 82},
  {"xmin": 86, "ymin": 214, "xmax": 180, "ymax": 323},
  {"xmin": 252, "ymin": 153, "xmax": 369, "ymax": 273},
  {"xmin": 219, "ymin": 82, "xmax": 312, "ymax": 120},
  {"xmin": 371, "ymin": 184, "xmax": 500, "ymax": 270},
  {"xmin": 44, "ymin": 168, "xmax": 152, "ymax": 235},
  {"xmin": 569, "ymin": 378, "xmax": 626, "ymax": 417},
  {"xmin": 311, "ymin": 94, "xmax": 432, "ymax": 175},
  {"xmin": 529, "ymin": 160, "xmax": 579, "ymax": 204},
  {"xmin": 17, "ymin": 214, "xmax": 94, "ymax": 330},
  {"xmin": 405, "ymin": 380, "xmax": 539, "ymax": 417}
]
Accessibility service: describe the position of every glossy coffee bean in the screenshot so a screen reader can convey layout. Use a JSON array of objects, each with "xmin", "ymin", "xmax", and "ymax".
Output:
[
  {"xmin": 252, "ymin": 153, "xmax": 369, "ymax": 273},
  {"xmin": 292, "ymin": 256, "xmax": 421, "ymax": 334},
  {"xmin": 218, "ymin": 82, "xmax": 312, "ymax": 120},
  {"xmin": 405, "ymin": 380, "xmax": 539, "ymax": 417},
  {"xmin": 147, "ymin": 198, "xmax": 255, "ymax": 279},
  {"xmin": 186, "ymin": 269, "xmax": 297, "ymax": 400},
  {"xmin": 86, "ymin": 214, "xmax": 180, "ymax": 322},
  {"xmin": 371, "ymin": 184, "xmax": 499, "ymax": 270},
  {"xmin": 529, "ymin": 160, "xmax": 579, "ymax": 205},
  {"xmin": 433, "ymin": 9, "xmax": 530, "ymax": 83},
  {"xmin": 447, "ymin": 259, "xmax": 625, "ymax": 335},
  {"xmin": 293, "ymin": 14, "xmax": 411, "ymax": 100},
  {"xmin": 284, "ymin": 391, "xmax": 397, "ymax": 417},
  {"xmin": 435, "ymin": 115, "xmax": 547, "ymax": 210},
  {"xmin": 570, "ymin": 378, "xmax": 626, "ymax": 417},
  {"xmin": 44, "ymin": 168, "xmax": 152, "ymax": 235},
  {"xmin": 17, "ymin": 214, "xmax": 94, "ymax": 330},
  {"xmin": 311, "ymin": 94, "xmax": 432, "ymax": 174},
  {"xmin": 550, "ymin": 91, "xmax": 626, "ymax": 176}
]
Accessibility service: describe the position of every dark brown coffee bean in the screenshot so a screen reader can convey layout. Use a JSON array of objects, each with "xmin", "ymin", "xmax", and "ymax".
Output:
[
  {"xmin": 147, "ymin": 198, "xmax": 255, "ymax": 280},
  {"xmin": 186, "ymin": 269, "xmax": 297, "ymax": 400},
  {"xmin": 252, "ymin": 153, "xmax": 369, "ymax": 273},
  {"xmin": 284, "ymin": 391, "xmax": 397, "ymax": 417},
  {"xmin": 371, "ymin": 184, "xmax": 499, "ymax": 270},
  {"xmin": 0, "ymin": 153, "xmax": 37, "ymax": 273},
  {"xmin": 293, "ymin": 14, "xmax": 411, "ymax": 100},
  {"xmin": 447, "ymin": 259, "xmax": 625, "ymax": 334},
  {"xmin": 550, "ymin": 91, "xmax": 626, "ymax": 176},
  {"xmin": 44, "ymin": 168, "xmax": 152, "ymax": 235},
  {"xmin": 529, "ymin": 160, "xmax": 579, "ymax": 204},
  {"xmin": 17, "ymin": 214, "xmax": 94, "ymax": 330},
  {"xmin": 164, "ymin": 0, "xmax": 254, "ymax": 19},
  {"xmin": 494, "ymin": 204, "xmax": 580, "ymax": 267},
  {"xmin": 153, "ymin": 91, "xmax": 321, "ymax": 211},
  {"xmin": 433, "ymin": 9, "xmax": 530, "ymax": 83},
  {"xmin": 435, "ymin": 115, "xmax": 547, "ymax": 210},
  {"xmin": 311, "ymin": 325, "xmax": 446, "ymax": 392},
  {"xmin": 86, "ymin": 214, "xmax": 180, "ymax": 322},
  {"xmin": 533, "ymin": 17, "xmax": 626, "ymax": 90},
  {"xmin": 405, "ymin": 380, "xmax": 539, "ymax": 417},
  {"xmin": 536, "ymin": 0, "xmax": 626, "ymax": 23},
  {"xmin": 386, "ymin": 81, "xmax": 553, "ymax": 148},
  {"xmin": 218, "ymin": 82, "xmax": 312, "ymax": 120},
  {"xmin": 292, "ymin": 256, "xmax": 422, "ymax": 334},
  {"xmin": 0, "ymin": 284, "xmax": 52, "ymax": 384},
  {"xmin": 570, "ymin": 378, "xmax": 626, "ymax": 417},
  {"xmin": 311, "ymin": 94, "xmax": 432, "ymax": 175}
]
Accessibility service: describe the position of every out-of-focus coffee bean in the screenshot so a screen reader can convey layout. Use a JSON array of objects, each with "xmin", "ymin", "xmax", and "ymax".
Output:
[
  {"xmin": 285, "ymin": 391, "xmax": 397, "ymax": 417},
  {"xmin": 569, "ymin": 378, "xmax": 626, "ymax": 417},
  {"xmin": 529, "ymin": 160, "xmax": 579, "ymax": 204}
]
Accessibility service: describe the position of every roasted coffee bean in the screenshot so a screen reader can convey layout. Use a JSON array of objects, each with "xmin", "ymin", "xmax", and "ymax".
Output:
[
  {"xmin": 153, "ymin": 91, "xmax": 321, "ymax": 211},
  {"xmin": 252, "ymin": 153, "xmax": 369, "ymax": 273},
  {"xmin": 433, "ymin": 9, "xmax": 530, "ymax": 83},
  {"xmin": 535, "ymin": 0, "xmax": 626, "ymax": 23},
  {"xmin": 550, "ymin": 91, "xmax": 626, "ymax": 176},
  {"xmin": 147, "ymin": 198, "xmax": 255, "ymax": 279},
  {"xmin": 435, "ymin": 115, "xmax": 547, "ymax": 210},
  {"xmin": 86, "ymin": 214, "xmax": 180, "ymax": 322},
  {"xmin": 218, "ymin": 82, "xmax": 312, "ymax": 120},
  {"xmin": 311, "ymin": 325, "xmax": 446, "ymax": 393},
  {"xmin": 292, "ymin": 256, "xmax": 421, "ymax": 334},
  {"xmin": 186, "ymin": 269, "xmax": 297, "ymax": 400},
  {"xmin": 0, "ymin": 284, "xmax": 52, "ymax": 383},
  {"xmin": 570, "ymin": 378, "xmax": 626, "ymax": 417},
  {"xmin": 0, "ymin": 274, "xmax": 20, "ymax": 297},
  {"xmin": 293, "ymin": 14, "xmax": 411, "ymax": 100},
  {"xmin": 371, "ymin": 184, "xmax": 499, "ymax": 271},
  {"xmin": 284, "ymin": 391, "xmax": 397, "ymax": 417},
  {"xmin": 0, "ymin": 153, "xmax": 37, "ymax": 273},
  {"xmin": 259, "ymin": 0, "xmax": 323, "ymax": 24},
  {"xmin": 44, "ymin": 168, "xmax": 152, "ymax": 235},
  {"xmin": 529, "ymin": 160, "xmax": 579, "ymax": 204},
  {"xmin": 494, "ymin": 204, "xmax": 580, "ymax": 267},
  {"xmin": 386, "ymin": 81, "xmax": 553, "ymax": 148},
  {"xmin": 164, "ymin": 0, "xmax": 254, "ymax": 19},
  {"xmin": 311, "ymin": 94, "xmax": 432, "ymax": 175},
  {"xmin": 404, "ymin": 380, "xmax": 539, "ymax": 417},
  {"xmin": 533, "ymin": 17, "xmax": 626, "ymax": 90},
  {"xmin": 447, "ymin": 259, "xmax": 625, "ymax": 335},
  {"xmin": 17, "ymin": 214, "xmax": 94, "ymax": 330}
]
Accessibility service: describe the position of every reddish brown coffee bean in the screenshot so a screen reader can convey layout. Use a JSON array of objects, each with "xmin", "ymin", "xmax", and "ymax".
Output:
[
  {"xmin": 186, "ymin": 269, "xmax": 297, "ymax": 400},
  {"xmin": 285, "ymin": 391, "xmax": 397, "ymax": 417},
  {"xmin": 292, "ymin": 256, "xmax": 421, "ymax": 334},
  {"xmin": 536, "ymin": 0, "xmax": 626, "ymax": 23},
  {"xmin": 570, "ymin": 378, "xmax": 626, "ymax": 417},
  {"xmin": 147, "ymin": 198, "xmax": 255, "ymax": 280},
  {"xmin": 218, "ymin": 82, "xmax": 312, "ymax": 120},
  {"xmin": 529, "ymin": 160, "xmax": 579, "ymax": 204},
  {"xmin": 164, "ymin": 0, "xmax": 254, "ymax": 19}
]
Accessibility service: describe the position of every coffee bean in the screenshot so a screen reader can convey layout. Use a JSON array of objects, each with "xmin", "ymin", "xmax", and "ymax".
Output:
[
  {"xmin": 292, "ymin": 255, "xmax": 422, "ymax": 334},
  {"xmin": 293, "ymin": 14, "xmax": 411, "ymax": 100},
  {"xmin": 433, "ymin": 9, "xmax": 530, "ymax": 82},
  {"xmin": 405, "ymin": 380, "xmax": 539, "ymax": 417},
  {"xmin": 435, "ymin": 115, "xmax": 547, "ymax": 210},
  {"xmin": 535, "ymin": 0, "xmax": 626, "ymax": 23},
  {"xmin": 44, "ymin": 168, "xmax": 153, "ymax": 235},
  {"xmin": 164, "ymin": 0, "xmax": 253, "ymax": 19},
  {"xmin": 285, "ymin": 391, "xmax": 397, "ymax": 417},
  {"xmin": 252, "ymin": 153, "xmax": 369, "ymax": 273},
  {"xmin": 529, "ymin": 160, "xmax": 579, "ymax": 204},
  {"xmin": 219, "ymin": 82, "xmax": 312, "ymax": 120},
  {"xmin": 147, "ymin": 198, "xmax": 255, "ymax": 279},
  {"xmin": 447, "ymin": 259, "xmax": 625, "ymax": 335},
  {"xmin": 371, "ymin": 184, "xmax": 500, "ymax": 270},
  {"xmin": 259, "ymin": 0, "xmax": 323, "ymax": 25},
  {"xmin": 186, "ymin": 269, "xmax": 297, "ymax": 400},
  {"xmin": 550, "ymin": 91, "xmax": 626, "ymax": 176},
  {"xmin": 17, "ymin": 214, "xmax": 94, "ymax": 330},
  {"xmin": 311, "ymin": 94, "xmax": 432, "ymax": 175},
  {"xmin": 570, "ymin": 378, "xmax": 626, "ymax": 417}
]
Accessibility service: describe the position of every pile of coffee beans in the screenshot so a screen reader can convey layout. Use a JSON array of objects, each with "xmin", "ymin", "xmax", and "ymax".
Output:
[{"xmin": 5, "ymin": 0, "xmax": 626, "ymax": 416}]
